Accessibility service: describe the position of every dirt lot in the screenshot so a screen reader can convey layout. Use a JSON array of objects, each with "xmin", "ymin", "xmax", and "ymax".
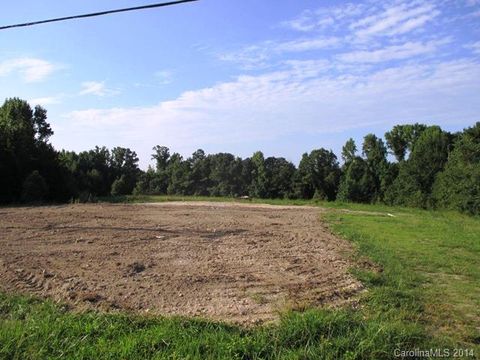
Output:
[{"xmin": 0, "ymin": 202, "xmax": 363, "ymax": 324}]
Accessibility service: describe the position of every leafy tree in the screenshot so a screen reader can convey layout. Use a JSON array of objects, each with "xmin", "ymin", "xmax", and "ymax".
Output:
[
  {"xmin": 385, "ymin": 126, "xmax": 451, "ymax": 207},
  {"xmin": 63, "ymin": 147, "xmax": 111, "ymax": 197},
  {"xmin": 21, "ymin": 170, "xmax": 48, "ymax": 202},
  {"xmin": 134, "ymin": 167, "xmax": 159, "ymax": 195},
  {"xmin": 264, "ymin": 157, "xmax": 296, "ymax": 199},
  {"xmin": 294, "ymin": 149, "xmax": 340, "ymax": 200},
  {"xmin": 0, "ymin": 98, "xmax": 69, "ymax": 202},
  {"xmin": 110, "ymin": 147, "xmax": 140, "ymax": 194},
  {"xmin": 111, "ymin": 175, "xmax": 131, "ymax": 196},
  {"xmin": 0, "ymin": 98, "xmax": 37, "ymax": 200},
  {"xmin": 166, "ymin": 153, "xmax": 191, "ymax": 195},
  {"xmin": 362, "ymin": 134, "xmax": 389, "ymax": 201},
  {"xmin": 250, "ymin": 151, "xmax": 268, "ymax": 198},
  {"xmin": 433, "ymin": 122, "xmax": 480, "ymax": 214},
  {"xmin": 385, "ymin": 123, "xmax": 427, "ymax": 162},
  {"xmin": 337, "ymin": 157, "xmax": 375, "ymax": 203},
  {"xmin": 2, "ymin": 98, "xmax": 479, "ymax": 216},
  {"xmin": 341, "ymin": 138, "xmax": 357, "ymax": 163},
  {"xmin": 240, "ymin": 158, "xmax": 254, "ymax": 196},
  {"xmin": 32, "ymin": 105, "xmax": 53, "ymax": 142},
  {"xmin": 152, "ymin": 145, "xmax": 170, "ymax": 172},
  {"xmin": 188, "ymin": 149, "xmax": 211, "ymax": 195},
  {"xmin": 207, "ymin": 153, "xmax": 243, "ymax": 196}
]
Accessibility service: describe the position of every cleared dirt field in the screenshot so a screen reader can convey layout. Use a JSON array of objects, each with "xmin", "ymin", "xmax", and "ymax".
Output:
[{"xmin": 0, "ymin": 202, "xmax": 363, "ymax": 324}]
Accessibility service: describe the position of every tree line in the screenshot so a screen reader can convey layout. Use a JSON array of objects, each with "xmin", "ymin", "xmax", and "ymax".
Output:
[{"xmin": 1, "ymin": 98, "xmax": 479, "ymax": 214}]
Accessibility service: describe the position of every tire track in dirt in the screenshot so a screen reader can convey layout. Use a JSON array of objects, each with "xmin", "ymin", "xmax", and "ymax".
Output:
[{"xmin": 0, "ymin": 203, "xmax": 364, "ymax": 324}]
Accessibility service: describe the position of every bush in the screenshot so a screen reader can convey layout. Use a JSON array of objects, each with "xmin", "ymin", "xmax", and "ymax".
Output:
[{"xmin": 111, "ymin": 175, "xmax": 131, "ymax": 196}]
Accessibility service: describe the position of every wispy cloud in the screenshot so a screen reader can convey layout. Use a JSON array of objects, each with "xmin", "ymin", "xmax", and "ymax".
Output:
[
  {"xmin": 466, "ymin": 0, "xmax": 480, "ymax": 6},
  {"xmin": 154, "ymin": 70, "xmax": 173, "ymax": 85},
  {"xmin": 352, "ymin": 2, "xmax": 439, "ymax": 39},
  {"xmin": 0, "ymin": 57, "xmax": 58, "ymax": 82},
  {"xmin": 282, "ymin": 1, "xmax": 440, "ymax": 41},
  {"xmin": 50, "ymin": 0, "xmax": 480, "ymax": 168},
  {"xmin": 219, "ymin": 37, "xmax": 340, "ymax": 69},
  {"xmin": 338, "ymin": 38, "xmax": 449, "ymax": 63},
  {"xmin": 466, "ymin": 41, "xmax": 480, "ymax": 55},
  {"xmin": 79, "ymin": 81, "xmax": 119, "ymax": 97},
  {"xmin": 219, "ymin": 45, "xmax": 271, "ymax": 70},
  {"xmin": 29, "ymin": 96, "xmax": 61, "ymax": 106},
  {"xmin": 274, "ymin": 37, "xmax": 340, "ymax": 52},
  {"xmin": 281, "ymin": 10, "xmax": 332, "ymax": 32},
  {"xmin": 61, "ymin": 58, "xmax": 480, "ymax": 166},
  {"xmin": 281, "ymin": 3, "xmax": 365, "ymax": 32}
]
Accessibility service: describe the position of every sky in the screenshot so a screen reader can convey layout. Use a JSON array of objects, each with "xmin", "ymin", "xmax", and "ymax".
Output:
[{"xmin": 1, "ymin": 0, "xmax": 479, "ymax": 168}]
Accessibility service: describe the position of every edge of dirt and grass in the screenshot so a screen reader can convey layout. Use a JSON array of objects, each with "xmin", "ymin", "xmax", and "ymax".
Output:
[{"xmin": 1, "ymin": 197, "xmax": 478, "ymax": 359}]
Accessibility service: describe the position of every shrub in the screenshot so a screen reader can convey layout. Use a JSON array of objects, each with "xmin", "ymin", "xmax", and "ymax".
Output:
[{"xmin": 111, "ymin": 175, "xmax": 131, "ymax": 196}]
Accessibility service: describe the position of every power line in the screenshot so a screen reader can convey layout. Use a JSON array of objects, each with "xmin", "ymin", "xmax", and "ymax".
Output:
[{"xmin": 0, "ymin": 0, "xmax": 199, "ymax": 31}]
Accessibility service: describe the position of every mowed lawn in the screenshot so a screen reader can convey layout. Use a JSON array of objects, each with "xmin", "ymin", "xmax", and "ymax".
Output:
[
  {"xmin": 1, "ymin": 198, "xmax": 479, "ymax": 359},
  {"xmin": 324, "ymin": 206, "xmax": 480, "ymax": 351}
]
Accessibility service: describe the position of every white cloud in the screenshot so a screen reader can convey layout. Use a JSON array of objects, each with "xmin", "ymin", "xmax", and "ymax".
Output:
[
  {"xmin": 79, "ymin": 81, "xmax": 119, "ymax": 97},
  {"xmin": 59, "ymin": 58, "xmax": 480, "ymax": 168},
  {"xmin": 0, "ymin": 57, "xmax": 57, "ymax": 82},
  {"xmin": 154, "ymin": 70, "xmax": 173, "ymax": 85},
  {"xmin": 282, "ymin": 3, "xmax": 365, "ymax": 32},
  {"xmin": 282, "ymin": 60, "xmax": 332, "ymax": 78},
  {"xmin": 274, "ymin": 37, "xmax": 340, "ymax": 52},
  {"xmin": 352, "ymin": 2, "xmax": 440, "ymax": 39},
  {"xmin": 466, "ymin": 41, "xmax": 480, "ymax": 55},
  {"xmin": 219, "ymin": 45, "xmax": 270, "ymax": 70},
  {"xmin": 338, "ymin": 38, "xmax": 449, "ymax": 63},
  {"xmin": 219, "ymin": 37, "xmax": 340, "ymax": 69},
  {"xmin": 29, "ymin": 96, "xmax": 61, "ymax": 106},
  {"xmin": 281, "ymin": 11, "xmax": 318, "ymax": 32}
]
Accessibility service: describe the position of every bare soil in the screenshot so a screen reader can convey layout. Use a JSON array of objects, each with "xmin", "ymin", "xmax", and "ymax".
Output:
[{"xmin": 0, "ymin": 202, "xmax": 363, "ymax": 324}]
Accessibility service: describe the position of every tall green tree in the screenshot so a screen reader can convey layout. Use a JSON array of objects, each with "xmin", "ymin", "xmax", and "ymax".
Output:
[
  {"xmin": 341, "ymin": 138, "xmax": 357, "ymax": 163},
  {"xmin": 433, "ymin": 122, "xmax": 480, "ymax": 214},
  {"xmin": 264, "ymin": 157, "xmax": 296, "ymax": 199},
  {"xmin": 337, "ymin": 157, "xmax": 375, "ymax": 203},
  {"xmin": 188, "ymin": 149, "xmax": 211, "ymax": 195},
  {"xmin": 385, "ymin": 123, "xmax": 427, "ymax": 162},
  {"xmin": 110, "ymin": 147, "xmax": 140, "ymax": 195},
  {"xmin": 152, "ymin": 145, "xmax": 170, "ymax": 172},
  {"xmin": 362, "ymin": 134, "xmax": 389, "ymax": 201},
  {"xmin": 0, "ymin": 98, "xmax": 68, "ymax": 202},
  {"xmin": 250, "ymin": 151, "xmax": 268, "ymax": 198},
  {"xmin": 21, "ymin": 170, "xmax": 48, "ymax": 202},
  {"xmin": 294, "ymin": 149, "xmax": 340, "ymax": 200},
  {"xmin": 337, "ymin": 137, "xmax": 379, "ymax": 203},
  {"xmin": 385, "ymin": 126, "xmax": 451, "ymax": 207},
  {"xmin": 207, "ymin": 153, "xmax": 243, "ymax": 196},
  {"xmin": 166, "ymin": 153, "xmax": 191, "ymax": 195}
]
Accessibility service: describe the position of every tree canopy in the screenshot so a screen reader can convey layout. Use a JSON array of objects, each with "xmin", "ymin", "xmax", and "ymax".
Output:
[{"xmin": 1, "ymin": 98, "xmax": 478, "ymax": 215}]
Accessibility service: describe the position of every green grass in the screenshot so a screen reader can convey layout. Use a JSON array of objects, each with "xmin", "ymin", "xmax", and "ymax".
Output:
[
  {"xmin": 100, "ymin": 194, "xmax": 320, "ymax": 207},
  {"xmin": 1, "ymin": 197, "xmax": 479, "ymax": 359},
  {"xmin": 324, "ymin": 206, "xmax": 480, "ymax": 349}
]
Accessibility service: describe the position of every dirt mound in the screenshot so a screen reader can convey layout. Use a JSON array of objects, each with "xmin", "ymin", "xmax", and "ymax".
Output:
[{"xmin": 0, "ymin": 202, "xmax": 363, "ymax": 324}]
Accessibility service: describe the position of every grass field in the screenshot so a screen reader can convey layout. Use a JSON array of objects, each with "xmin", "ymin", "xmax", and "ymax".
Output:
[{"xmin": 1, "ymin": 197, "xmax": 478, "ymax": 359}]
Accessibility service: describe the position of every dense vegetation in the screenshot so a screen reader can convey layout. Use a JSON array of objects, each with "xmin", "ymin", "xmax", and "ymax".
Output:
[
  {"xmin": 2, "ymin": 203, "xmax": 478, "ymax": 358},
  {"xmin": 1, "ymin": 98, "xmax": 479, "ymax": 214}
]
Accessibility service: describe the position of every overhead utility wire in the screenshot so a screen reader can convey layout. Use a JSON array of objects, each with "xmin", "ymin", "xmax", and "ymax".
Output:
[{"xmin": 0, "ymin": 0, "xmax": 199, "ymax": 31}]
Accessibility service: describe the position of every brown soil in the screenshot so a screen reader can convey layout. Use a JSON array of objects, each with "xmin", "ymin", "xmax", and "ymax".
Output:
[{"xmin": 0, "ymin": 202, "xmax": 363, "ymax": 324}]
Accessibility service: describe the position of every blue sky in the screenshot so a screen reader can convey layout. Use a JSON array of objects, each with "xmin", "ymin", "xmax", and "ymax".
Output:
[{"xmin": 1, "ymin": 0, "xmax": 479, "ymax": 168}]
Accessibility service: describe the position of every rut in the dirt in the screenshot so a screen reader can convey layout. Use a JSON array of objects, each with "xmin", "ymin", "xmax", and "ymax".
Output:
[{"xmin": 0, "ymin": 202, "xmax": 363, "ymax": 324}]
